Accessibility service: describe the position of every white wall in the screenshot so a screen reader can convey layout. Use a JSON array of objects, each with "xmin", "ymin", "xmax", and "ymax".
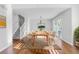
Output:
[
  {"xmin": 61, "ymin": 9, "xmax": 72, "ymax": 45},
  {"xmin": 72, "ymin": 5, "xmax": 79, "ymax": 39},
  {"xmin": 6, "ymin": 5, "xmax": 13, "ymax": 46},
  {"xmin": 0, "ymin": 29, "xmax": 8, "ymax": 52},
  {"xmin": 52, "ymin": 9, "xmax": 72, "ymax": 45},
  {"xmin": 0, "ymin": 5, "xmax": 8, "ymax": 52},
  {"xmin": 26, "ymin": 17, "xmax": 30, "ymax": 34},
  {"xmin": 12, "ymin": 12, "xmax": 20, "ymax": 39},
  {"xmin": 12, "ymin": 12, "xmax": 19, "ymax": 35},
  {"xmin": 0, "ymin": 5, "xmax": 12, "ymax": 52}
]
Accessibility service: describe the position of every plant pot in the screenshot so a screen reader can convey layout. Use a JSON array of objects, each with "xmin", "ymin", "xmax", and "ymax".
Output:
[{"xmin": 75, "ymin": 41, "xmax": 79, "ymax": 47}]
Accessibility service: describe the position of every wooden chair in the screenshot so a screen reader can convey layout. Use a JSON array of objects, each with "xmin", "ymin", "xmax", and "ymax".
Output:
[
  {"xmin": 48, "ymin": 32, "xmax": 56, "ymax": 45},
  {"xmin": 22, "ymin": 34, "xmax": 33, "ymax": 43}
]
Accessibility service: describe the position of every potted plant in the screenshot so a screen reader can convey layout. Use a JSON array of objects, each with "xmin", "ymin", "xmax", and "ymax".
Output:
[{"xmin": 74, "ymin": 26, "xmax": 79, "ymax": 47}]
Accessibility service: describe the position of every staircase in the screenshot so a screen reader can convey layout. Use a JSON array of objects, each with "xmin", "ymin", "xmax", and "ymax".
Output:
[{"xmin": 13, "ymin": 15, "xmax": 25, "ymax": 39}]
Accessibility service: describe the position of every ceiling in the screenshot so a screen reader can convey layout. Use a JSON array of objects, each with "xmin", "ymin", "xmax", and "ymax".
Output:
[{"xmin": 12, "ymin": 4, "xmax": 68, "ymax": 20}]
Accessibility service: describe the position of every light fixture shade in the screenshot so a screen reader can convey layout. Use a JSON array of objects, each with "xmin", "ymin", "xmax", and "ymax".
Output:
[{"xmin": 38, "ymin": 25, "xmax": 45, "ymax": 28}]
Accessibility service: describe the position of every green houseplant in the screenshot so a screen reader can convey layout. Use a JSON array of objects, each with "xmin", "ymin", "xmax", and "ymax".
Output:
[{"xmin": 74, "ymin": 26, "xmax": 79, "ymax": 47}]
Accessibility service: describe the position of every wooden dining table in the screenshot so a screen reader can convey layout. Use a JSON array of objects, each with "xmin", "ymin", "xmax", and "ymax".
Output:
[{"xmin": 30, "ymin": 31, "xmax": 52, "ymax": 46}]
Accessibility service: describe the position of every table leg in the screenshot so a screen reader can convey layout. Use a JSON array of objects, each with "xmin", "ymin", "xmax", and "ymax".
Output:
[
  {"xmin": 32, "ymin": 36, "xmax": 35, "ymax": 46},
  {"xmin": 46, "ymin": 36, "xmax": 49, "ymax": 45},
  {"xmin": 46, "ymin": 36, "xmax": 48, "ymax": 41}
]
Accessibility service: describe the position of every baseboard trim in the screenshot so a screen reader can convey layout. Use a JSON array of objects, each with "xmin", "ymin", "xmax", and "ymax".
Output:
[
  {"xmin": 61, "ymin": 39, "xmax": 73, "ymax": 46},
  {"xmin": 0, "ymin": 44, "xmax": 11, "ymax": 52}
]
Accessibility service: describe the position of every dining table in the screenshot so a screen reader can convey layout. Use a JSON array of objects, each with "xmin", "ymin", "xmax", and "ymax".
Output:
[{"xmin": 30, "ymin": 31, "xmax": 53, "ymax": 46}]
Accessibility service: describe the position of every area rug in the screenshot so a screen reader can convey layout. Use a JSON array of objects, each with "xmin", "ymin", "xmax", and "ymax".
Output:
[
  {"xmin": 13, "ymin": 42, "xmax": 24, "ymax": 49},
  {"xmin": 13, "ymin": 38, "xmax": 61, "ymax": 54},
  {"xmin": 17, "ymin": 48, "xmax": 59, "ymax": 54}
]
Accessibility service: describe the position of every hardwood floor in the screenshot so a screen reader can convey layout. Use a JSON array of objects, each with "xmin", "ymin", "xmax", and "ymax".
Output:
[
  {"xmin": 0, "ymin": 39, "xmax": 79, "ymax": 54},
  {"xmin": 62, "ymin": 40, "xmax": 79, "ymax": 54}
]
